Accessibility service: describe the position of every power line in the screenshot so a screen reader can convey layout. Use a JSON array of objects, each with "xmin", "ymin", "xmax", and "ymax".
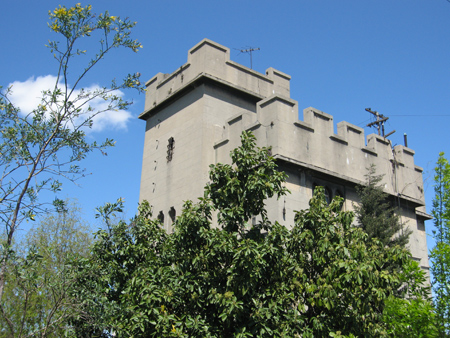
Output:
[
  {"xmin": 235, "ymin": 47, "xmax": 260, "ymax": 69},
  {"xmin": 389, "ymin": 114, "xmax": 450, "ymax": 117},
  {"xmin": 365, "ymin": 108, "xmax": 395, "ymax": 138}
]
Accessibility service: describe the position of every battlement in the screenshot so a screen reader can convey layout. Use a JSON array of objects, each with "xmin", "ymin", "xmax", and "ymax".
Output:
[
  {"xmin": 214, "ymin": 96, "xmax": 424, "ymax": 205},
  {"xmin": 140, "ymin": 39, "xmax": 291, "ymax": 119}
]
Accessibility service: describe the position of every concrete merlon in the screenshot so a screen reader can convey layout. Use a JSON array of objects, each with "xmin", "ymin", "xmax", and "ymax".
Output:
[
  {"xmin": 366, "ymin": 134, "xmax": 391, "ymax": 159},
  {"xmin": 220, "ymin": 112, "xmax": 257, "ymax": 143},
  {"xmin": 156, "ymin": 64, "xmax": 191, "ymax": 89},
  {"xmin": 337, "ymin": 121, "xmax": 365, "ymax": 148},
  {"xmin": 257, "ymin": 95, "xmax": 298, "ymax": 125},
  {"xmin": 188, "ymin": 38, "xmax": 230, "ymax": 65},
  {"xmin": 394, "ymin": 145, "xmax": 416, "ymax": 168},
  {"xmin": 143, "ymin": 72, "xmax": 167, "ymax": 112},
  {"xmin": 265, "ymin": 67, "xmax": 291, "ymax": 97},
  {"xmin": 303, "ymin": 107, "xmax": 333, "ymax": 135},
  {"xmin": 145, "ymin": 72, "xmax": 164, "ymax": 87}
]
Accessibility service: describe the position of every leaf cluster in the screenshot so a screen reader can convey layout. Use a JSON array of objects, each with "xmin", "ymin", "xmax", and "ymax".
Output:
[
  {"xmin": 206, "ymin": 132, "xmax": 288, "ymax": 234},
  {"xmin": 382, "ymin": 259, "xmax": 437, "ymax": 337},
  {"xmin": 0, "ymin": 204, "xmax": 93, "ymax": 337}
]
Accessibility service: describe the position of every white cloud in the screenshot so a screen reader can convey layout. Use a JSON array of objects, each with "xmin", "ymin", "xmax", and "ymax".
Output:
[
  {"xmin": 8, "ymin": 75, "xmax": 59, "ymax": 114},
  {"xmin": 7, "ymin": 75, "xmax": 133, "ymax": 132}
]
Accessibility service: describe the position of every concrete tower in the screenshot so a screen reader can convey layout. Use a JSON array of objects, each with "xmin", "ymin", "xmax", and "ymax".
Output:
[{"xmin": 139, "ymin": 39, "xmax": 431, "ymax": 272}]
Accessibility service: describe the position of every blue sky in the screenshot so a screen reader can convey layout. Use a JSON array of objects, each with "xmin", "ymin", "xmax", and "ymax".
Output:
[{"xmin": 1, "ymin": 0, "xmax": 449, "ymax": 250}]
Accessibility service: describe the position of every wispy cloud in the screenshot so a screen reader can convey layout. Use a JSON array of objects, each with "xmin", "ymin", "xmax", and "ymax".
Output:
[{"xmin": 7, "ymin": 75, "xmax": 133, "ymax": 132}]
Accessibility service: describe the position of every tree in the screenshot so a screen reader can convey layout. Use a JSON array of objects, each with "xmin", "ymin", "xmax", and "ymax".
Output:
[
  {"xmin": 0, "ymin": 4, "xmax": 143, "ymax": 305},
  {"xmin": 71, "ymin": 131, "xmax": 430, "ymax": 337},
  {"xmin": 288, "ymin": 187, "xmax": 431, "ymax": 337},
  {"xmin": 430, "ymin": 152, "xmax": 450, "ymax": 336},
  {"xmin": 206, "ymin": 131, "xmax": 289, "ymax": 234},
  {"xmin": 0, "ymin": 203, "xmax": 93, "ymax": 337},
  {"xmin": 382, "ymin": 259, "xmax": 438, "ymax": 337},
  {"xmin": 355, "ymin": 164, "xmax": 411, "ymax": 248}
]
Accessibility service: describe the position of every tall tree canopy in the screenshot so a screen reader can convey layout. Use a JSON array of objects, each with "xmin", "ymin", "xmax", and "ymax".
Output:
[
  {"xmin": 70, "ymin": 131, "xmax": 430, "ymax": 338},
  {"xmin": 0, "ymin": 203, "xmax": 92, "ymax": 337},
  {"xmin": 0, "ymin": 3, "xmax": 143, "ymax": 308},
  {"xmin": 430, "ymin": 152, "xmax": 450, "ymax": 336}
]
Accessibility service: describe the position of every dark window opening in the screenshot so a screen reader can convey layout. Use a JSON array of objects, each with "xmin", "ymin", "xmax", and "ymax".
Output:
[
  {"xmin": 157, "ymin": 211, "xmax": 164, "ymax": 224},
  {"xmin": 324, "ymin": 187, "xmax": 331, "ymax": 205},
  {"xmin": 167, "ymin": 137, "xmax": 175, "ymax": 161},
  {"xmin": 417, "ymin": 218, "xmax": 425, "ymax": 231},
  {"xmin": 169, "ymin": 206, "xmax": 176, "ymax": 223}
]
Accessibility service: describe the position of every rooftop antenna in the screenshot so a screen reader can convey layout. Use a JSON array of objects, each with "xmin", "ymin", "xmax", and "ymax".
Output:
[
  {"xmin": 236, "ymin": 46, "xmax": 260, "ymax": 69},
  {"xmin": 365, "ymin": 108, "xmax": 395, "ymax": 139}
]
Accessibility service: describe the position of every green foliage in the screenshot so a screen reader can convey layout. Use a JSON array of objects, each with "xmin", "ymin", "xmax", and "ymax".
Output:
[
  {"xmin": 0, "ymin": 4, "xmax": 143, "ymax": 336},
  {"xmin": 206, "ymin": 131, "xmax": 288, "ymax": 233},
  {"xmin": 383, "ymin": 295, "xmax": 437, "ymax": 337},
  {"xmin": 70, "ymin": 131, "xmax": 430, "ymax": 337},
  {"xmin": 382, "ymin": 259, "xmax": 437, "ymax": 337},
  {"xmin": 0, "ymin": 203, "xmax": 92, "ymax": 337},
  {"xmin": 0, "ymin": 2, "xmax": 143, "ymax": 283},
  {"xmin": 430, "ymin": 152, "xmax": 450, "ymax": 336},
  {"xmin": 355, "ymin": 164, "xmax": 411, "ymax": 248},
  {"xmin": 290, "ymin": 187, "xmax": 420, "ymax": 337}
]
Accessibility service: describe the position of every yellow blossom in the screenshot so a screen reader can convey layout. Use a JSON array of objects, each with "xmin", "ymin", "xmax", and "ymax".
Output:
[{"xmin": 53, "ymin": 6, "xmax": 67, "ymax": 16}]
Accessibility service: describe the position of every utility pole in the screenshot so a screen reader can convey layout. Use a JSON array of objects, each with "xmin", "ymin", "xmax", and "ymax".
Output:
[
  {"xmin": 365, "ymin": 108, "xmax": 395, "ymax": 138},
  {"xmin": 239, "ymin": 47, "xmax": 260, "ymax": 69}
]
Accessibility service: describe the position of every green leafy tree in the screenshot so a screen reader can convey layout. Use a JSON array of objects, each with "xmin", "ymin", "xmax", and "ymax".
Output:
[
  {"xmin": 355, "ymin": 164, "xmax": 411, "ymax": 248},
  {"xmin": 382, "ymin": 259, "xmax": 437, "ymax": 337},
  {"xmin": 289, "ymin": 187, "xmax": 430, "ymax": 337},
  {"xmin": 383, "ymin": 296, "xmax": 437, "ymax": 337},
  {"xmin": 0, "ymin": 203, "xmax": 92, "ymax": 337},
  {"xmin": 0, "ymin": 3, "xmax": 143, "ymax": 304},
  {"xmin": 71, "ymin": 131, "xmax": 430, "ymax": 337},
  {"xmin": 206, "ymin": 132, "xmax": 289, "ymax": 233},
  {"xmin": 430, "ymin": 152, "xmax": 450, "ymax": 336}
]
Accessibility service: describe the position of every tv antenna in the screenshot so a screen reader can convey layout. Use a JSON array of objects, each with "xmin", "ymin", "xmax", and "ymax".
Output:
[
  {"xmin": 236, "ymin": 46, "xmax": 260, "ymax": 69},
  {"xmin": 365, "ymin": 108, "xmax": 395, "ymax": 139}
]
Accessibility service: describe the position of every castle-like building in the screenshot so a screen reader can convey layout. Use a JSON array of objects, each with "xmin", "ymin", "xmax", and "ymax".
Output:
[{"xmin": 139, "ymin": 39, "xmax": 430, "ymax": 272}]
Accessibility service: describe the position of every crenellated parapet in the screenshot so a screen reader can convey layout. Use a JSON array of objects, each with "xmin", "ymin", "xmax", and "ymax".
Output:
[
  {"xmin": 140, "ymin": 39, "xmax": 291, "ymax": 119},
  {"xmin": 214, "ymin": 98, "xmax": 425, "ymax": 205}
]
